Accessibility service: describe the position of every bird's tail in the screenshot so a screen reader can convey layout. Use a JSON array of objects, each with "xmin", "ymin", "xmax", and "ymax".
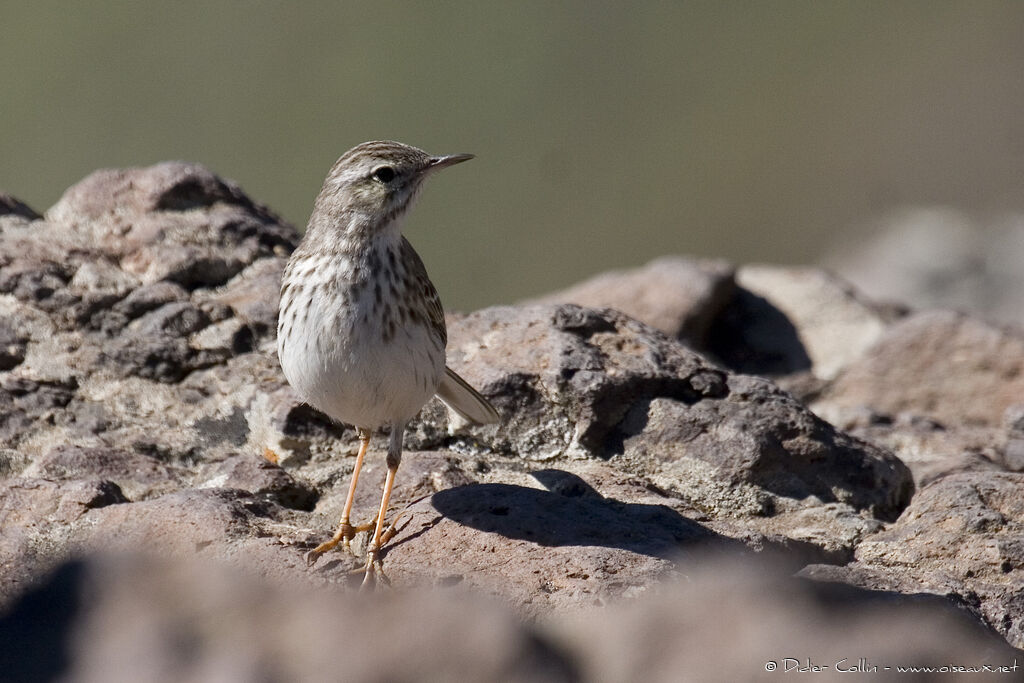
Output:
[{"xmin": 436, "ymin": 366, "xmax": 499, "ymax": 425}]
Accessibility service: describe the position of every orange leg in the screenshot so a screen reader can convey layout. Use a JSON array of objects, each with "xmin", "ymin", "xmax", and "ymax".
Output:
[
  {"xmin": 361, "ymin": 463, "xmax": 398, "ymax": 587},
  {"xmin": 306, "ymin": 428, "xmax": 374, "ymax": 566},
  {"xmin": 361, "ymin": 425, "xmax": 406, "ymax": 587}
]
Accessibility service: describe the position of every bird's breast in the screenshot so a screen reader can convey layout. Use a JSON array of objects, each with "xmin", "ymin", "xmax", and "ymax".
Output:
[{"xmin": 277, "ymin": 253, "xmax": 444, "ymax": 429}]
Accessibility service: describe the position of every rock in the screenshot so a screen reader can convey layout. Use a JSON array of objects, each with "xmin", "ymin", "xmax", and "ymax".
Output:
[
  {"xmin": 524, "ymin": 256, "xmax": 736, "ymax": 346},
  {"xmin": 205, "ymin": 256, "xmax": 289, "ymax": 335},
  {"xmin": 0, "ymin": 257, "xmax": 72, "ymax": 310},
  {"xmin": 0, "ymin": 476, "xmax": 128, "ymax": 602},
  {"xmin": 0, "ymin": 552, "xmax": 1016, "ymax": 683},
  {"xmin": 732, "ymin": 265, "xmax": 891, "ymax": 380},
  {"xmin": 65, "ymin": 259, "xmax": 140, "ymax": 328},
  {"xmin": 820, "ymin": 310, "xmax": 1024, "ymax": 428},
  {"xmin": 131, "ymin": 301, "xmax": 212, "ymax": 337},
  {"xmin": 0, "ymin": 162, "xmax": 298, "ymax": 456},
  {"xmin": 0, "ymin": 477, "xmax": 126, "ymax": 530},
  {"xmin": 421, "ymin": 304, "xmax": 729, "ymax": 458},
  {"xmin": 0, "ymin": 449, "xmax": 31, "ymax": 477},
  {"xmin": 39, "ymin": 162, "xmax": 295, "ymax": 296},
  {"xmin": 812, "ymin": 406, "xmax": 1006, "ymax": 488},
  {"xmin": 0, "ymin": 374, "xmax": 78, "ymax": 448},
  {"xmin": 430, "ymin": 305, "xmax": 911, "ymax": 520},
  {"xmin": 0, "ymin": 553, "xmax": 579, "ymax": 683},
  {"xmin": 391, "ymin": 304, "xmax": 915, "ymax": 566},
  {"xmin": 704, "ymin": 265, "xmax": 900, "ymax": 380},
  {"xmin": 1003, "ymin": 405, "xmax": 1024, "ymax": 472},
  {"xmin": 189, "ymin": 317, "xmax": 254, "ymax": 355},
  {"xmin": 369, "ymin": 474, "xmax": 711, "ymax": 610},
  {"xmin": 802, "ymin": 309, "xmax": 1024, "ymax": 646},
  {"xmin": 616, "ymin": 378, "xmax": 909, "ymax": 517},
  {"xmin": 527, "ymin": 260, "xmax": 894, "ymax": 381},
  {"xmin": 22, "ymin": 445, "xmax": 186, "ymax": 501},
  {"xmin": 115, "ymin": 281, "xmax": 189, "ymax": 319},
  {"xmin": 299, "ymin": 451, "xmax": 719, "ymax": 604},
  {"xmin": 249, "ymin": 386, "xmax": 354, "ymax": 467},
  {"xmin": 0, "ymin": 195, "xmax": 916, "ymax": 605},
  {"xmin": 196, "ymin": 454, "xmax": 318, "ymax": 511},
  {"xmin": 70, "ymin": 488, "xmax": 285, "ymax": 559},
  {"xmin": 102, "ymin": 330, "xmax": 226, "ymax": 384},
  {"xmin": 568, "ymin": 557, "xmax": 1020, "ymax": 682},
  {"xmin": 804, "ymin": 470, "xmax": 1024, "ymax": 648},
  {"xmin": 45, "ymin": 161, "xmax": 281, "ymax": 233}
]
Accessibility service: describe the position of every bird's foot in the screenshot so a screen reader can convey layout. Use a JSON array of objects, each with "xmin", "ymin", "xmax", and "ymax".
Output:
[
  {"xmin": 358, "ymin": 546, "xmax": 391, "ymax": 590},
  {"xmin": 353, "ymin": 511, "xmax": 411, "ymax": 587},
  {"xmin": 305, "ymin": 518, "xmax": 377, "ymax": 567}
]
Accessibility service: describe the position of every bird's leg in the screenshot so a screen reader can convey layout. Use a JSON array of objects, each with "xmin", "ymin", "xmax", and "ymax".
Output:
[
  {"xmin": 362, "ymin": 425, "xmax": 403, "ymax": 587},
  {"xmin": 336, "ymin": 427, "xmax": 377, "ymax": 541},
  {"xmin": 306, "ymin": 427, "xmax": 374, "ymax": 566}
]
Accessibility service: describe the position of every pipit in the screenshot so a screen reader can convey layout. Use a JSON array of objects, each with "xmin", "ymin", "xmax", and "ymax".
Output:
[{"xmin": 277, "ymin": 140, "xmax": 499, "ymax": 584}]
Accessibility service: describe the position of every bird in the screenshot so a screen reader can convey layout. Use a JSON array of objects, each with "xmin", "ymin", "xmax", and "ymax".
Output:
[{"xmin": 277, "ymin": 140, "xmax": 499, "ymax": 584}]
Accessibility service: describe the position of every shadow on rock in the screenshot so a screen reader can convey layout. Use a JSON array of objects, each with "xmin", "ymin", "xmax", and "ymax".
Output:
[
  {"xmin": 705, "ymin": 287, "xmax": 812, "ymax": 376},
  {"xmin": 431, "ymin": 469, "xmax": 734, "ymax": 560}
]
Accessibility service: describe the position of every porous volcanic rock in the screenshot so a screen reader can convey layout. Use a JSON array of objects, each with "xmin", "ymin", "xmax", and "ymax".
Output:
[
  {"xmin": 810, "ymin": 310, "xmax": 1024, "ymax": 487},
  {"xmin": 814, "ymin": 407, "xmax": 1007, "ymax": 488},
  {"xmin": 0, "ymin": 165, "xmax": 911, "ymax": 607},
  {"xmin": 1, "ymin": 163, "xmax": 1018, "ymax": 657},
  {"xmin": 803, "ymin": 471, "xmax": 1024, "ymax": 648},
  {"xmin": 402, "ymin": 304, "xmax": 912, "ymax": 563}
]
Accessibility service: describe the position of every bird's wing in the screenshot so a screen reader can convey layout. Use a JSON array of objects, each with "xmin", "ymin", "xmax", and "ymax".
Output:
[
  {"xmin": 401, "ymin": 236, "xmax": 447, "ymax": 346},
  {"xmin": 400, "ymin": 237, "xmax": 496, "ymax": 424},
  {"xmin": 437, "ymin": 366, "xmax": 499, "ymax": 425}
]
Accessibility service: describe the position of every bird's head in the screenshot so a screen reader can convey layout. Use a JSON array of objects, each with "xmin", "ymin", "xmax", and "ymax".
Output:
[{"xmin": 311, "ymin": 140, "xmax": 473, "ymax": 234}]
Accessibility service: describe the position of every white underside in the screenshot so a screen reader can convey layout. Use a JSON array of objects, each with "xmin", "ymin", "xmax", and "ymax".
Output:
[{"xmin": 277, "ymin": 258, "xmax": 444, "ymax": 430}]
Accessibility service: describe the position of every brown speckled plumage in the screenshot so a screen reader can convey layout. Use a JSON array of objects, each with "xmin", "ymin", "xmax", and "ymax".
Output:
[{"xmin": 276, "ymin": 140, "xmax": 498, "ymax": 584}]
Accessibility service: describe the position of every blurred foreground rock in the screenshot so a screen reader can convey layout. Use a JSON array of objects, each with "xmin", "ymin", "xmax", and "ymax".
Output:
[
  {"xmin": 2, "ymin": 163, "xmax": 1023, "ymax": 667},
  {"xmin": 0, "ymin": 552, "xmax": 1017, "ymax": 683}
]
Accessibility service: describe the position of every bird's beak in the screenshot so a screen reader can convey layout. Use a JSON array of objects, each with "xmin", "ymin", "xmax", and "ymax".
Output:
[{"xmin": 428, "ymin": 153, "xmax": 474, "ymax": 171}]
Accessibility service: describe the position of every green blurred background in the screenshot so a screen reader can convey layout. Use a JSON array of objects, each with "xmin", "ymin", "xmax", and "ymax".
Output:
[{"xmin": 2, "ymin": 2, "xmax": 1023, "ymax": 310}]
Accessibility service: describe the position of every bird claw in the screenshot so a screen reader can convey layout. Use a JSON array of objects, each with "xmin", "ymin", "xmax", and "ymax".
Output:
[
  {"xmin": 356, "ymin": 510, "xmax": 413, "ymax": 586},
  {"xmin": 379, "ymin": 509, "xmax": 411, "ymax": 545},
  {"xmin": 305, "ymin": 518, "xmax": 377, "ymax": 567},
  {"xmin": 359, "ymin": 548, "xmax": 392, "ymax": 589},
  {"xmin": 306, "ymin": 504, "xmax": 408, "ymax": 578}
]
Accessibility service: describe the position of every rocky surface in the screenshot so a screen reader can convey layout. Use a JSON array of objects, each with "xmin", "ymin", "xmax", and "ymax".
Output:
[
  {"xmin": 803, "ymin": 470, "xmax": 1024, "ymax": 649},
  {"xmin": 1, "ymin": 552, "xmax": 1017, "ymax": 683},
  {"xmin": 817, "ymin": 310, "xmax": 1024, "ymax": 428},
  {"xmin": 1, "ymin": 163, "xmax": 1023, "ymax": 677}
]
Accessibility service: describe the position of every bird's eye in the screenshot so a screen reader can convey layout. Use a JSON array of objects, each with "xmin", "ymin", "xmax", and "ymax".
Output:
[{"xmin": 372, "ymin": 166, "xmax": 396, "ymax": 183}]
